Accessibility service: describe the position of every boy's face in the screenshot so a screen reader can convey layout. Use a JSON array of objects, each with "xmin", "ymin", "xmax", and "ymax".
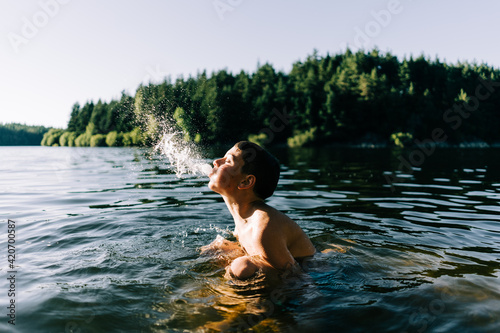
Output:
[{"xmin": 208, "ymin": 146, "xmax": 246, "ymax": 195}]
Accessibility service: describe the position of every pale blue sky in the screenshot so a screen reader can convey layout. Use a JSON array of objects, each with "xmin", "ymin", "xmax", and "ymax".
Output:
[{"xmin": 1, "ymin": 0, "xmax": 499, "ymax": 128}]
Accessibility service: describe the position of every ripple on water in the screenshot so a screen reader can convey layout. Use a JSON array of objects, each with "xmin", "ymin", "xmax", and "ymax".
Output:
[{"xmin": 3, "ymin": 146, "xmax": 500, "ymax": 332}]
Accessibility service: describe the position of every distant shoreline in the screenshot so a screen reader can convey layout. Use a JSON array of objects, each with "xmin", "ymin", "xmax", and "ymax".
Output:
[{"xmin": 3, "ymin": 141, "xmax": 500, "ymax": 149}]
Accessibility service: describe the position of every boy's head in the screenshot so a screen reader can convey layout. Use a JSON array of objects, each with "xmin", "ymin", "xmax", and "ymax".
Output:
[
  {"xmin": 209, "ymin": 141, "xmax": 280, "ymax": 200},
  {"xmin": 234, "ymin": 141, "xmax": 280, "ymax": 199}
]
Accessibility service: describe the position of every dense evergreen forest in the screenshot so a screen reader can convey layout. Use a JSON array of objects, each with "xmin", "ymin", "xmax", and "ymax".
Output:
[
  {"xmin": 41, "ymin": 49, "xmax": 500, "ymax": 148},
  {"xmin": 0, "ymin": 123, "xmax": 51, "ymax": 145}
]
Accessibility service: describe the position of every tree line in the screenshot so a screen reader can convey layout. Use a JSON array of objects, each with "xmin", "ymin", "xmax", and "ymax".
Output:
[
  {"xmin": 41, "ymin": 49, "xmax": 500, "ymax": 148},
  {"xmin": 0, "ymin": 123, "xmax": 50, "ymax": 145}
]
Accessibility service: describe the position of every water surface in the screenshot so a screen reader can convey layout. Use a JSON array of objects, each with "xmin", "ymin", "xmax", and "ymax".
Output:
[{"xmin": 0, "ymin": 146, "xmax": 499, "ymax": 332}]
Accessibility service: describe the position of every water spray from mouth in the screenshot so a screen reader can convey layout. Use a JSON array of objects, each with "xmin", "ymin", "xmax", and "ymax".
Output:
[{"xmin": 154, "ymin": 132, "xmax": 212, "ymax": 177}]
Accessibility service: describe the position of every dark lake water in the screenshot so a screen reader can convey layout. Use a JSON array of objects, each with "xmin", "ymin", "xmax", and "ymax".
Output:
[{"xmin": 1, "ymin": 146, "xmax": 499, "ymax": 332}]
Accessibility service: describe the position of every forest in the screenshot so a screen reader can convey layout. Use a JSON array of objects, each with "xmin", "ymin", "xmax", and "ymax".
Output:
[
  {"xmin": 39, "ymin": 49, "xmax": 500, "ymax": 148},
  {"xmin": 0, "ymin": 123, "xmax": 51, "ymax": 145}
]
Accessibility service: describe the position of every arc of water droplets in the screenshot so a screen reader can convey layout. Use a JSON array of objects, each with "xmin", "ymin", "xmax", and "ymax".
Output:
[{"xmin": 154, "ymin": 132, "xmax": 212, "ymax": 177}]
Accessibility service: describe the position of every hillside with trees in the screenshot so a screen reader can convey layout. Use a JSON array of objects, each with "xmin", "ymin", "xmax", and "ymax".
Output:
[
  {"xmin": 41, "ymin": 49, "xmax": 500, "ymax": 148},
  {"xmin": 0, "ymin": 123, "xmax": 51, "ymax": 145}
]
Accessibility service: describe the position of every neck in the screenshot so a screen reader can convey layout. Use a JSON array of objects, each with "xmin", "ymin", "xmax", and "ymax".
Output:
[{"xmin": 222, "ymin": 194, "xmax": 263, "ymax": 222}]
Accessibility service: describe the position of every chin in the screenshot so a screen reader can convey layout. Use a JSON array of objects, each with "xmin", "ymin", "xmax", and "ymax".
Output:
[
  {"xmin": 208, "ymin": 181, "xmax": 225, "ymax": 196},
  {"xmin": 208, "ymin": 179, "xmax": 217, "ymax": 192}
]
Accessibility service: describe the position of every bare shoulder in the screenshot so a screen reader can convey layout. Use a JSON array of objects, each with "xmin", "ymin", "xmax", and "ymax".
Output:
[
  {"xmin": 253, "ymin": 203, "xmax": 316, "ymax": 257},
  {"xmin": 251, "ymin": 203, "xmax": 292, "ymax": 231},
  {"xmin": 250, "ymin": 204, "xmax": 305, "ymax": 246}
]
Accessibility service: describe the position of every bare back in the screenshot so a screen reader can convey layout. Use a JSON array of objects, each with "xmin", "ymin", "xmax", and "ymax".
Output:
[{"xmin": 234, "ymin": 202, "xmax": 316, "ymax": 270}]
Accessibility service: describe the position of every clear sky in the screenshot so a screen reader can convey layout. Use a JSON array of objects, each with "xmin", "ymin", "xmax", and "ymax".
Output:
[{"xmin": 1, "ymin": 0, "xmax": 499, "ymax": 128}]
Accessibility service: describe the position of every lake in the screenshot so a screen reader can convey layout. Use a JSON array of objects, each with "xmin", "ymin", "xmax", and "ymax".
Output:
[{"xmin": 1, "ymin": 146, "xmax": 499, "ymax": 332}]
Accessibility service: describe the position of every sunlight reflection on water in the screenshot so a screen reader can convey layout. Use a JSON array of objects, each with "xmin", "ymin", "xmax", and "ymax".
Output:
[{"xmin": 1, "ymin": 146, "xmax": 499, "ymax": 332}]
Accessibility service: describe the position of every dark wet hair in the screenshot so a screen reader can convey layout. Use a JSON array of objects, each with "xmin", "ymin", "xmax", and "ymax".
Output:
[{"xmin": 235, "ymin": 141, "xmax": 280, "ymax": 199}]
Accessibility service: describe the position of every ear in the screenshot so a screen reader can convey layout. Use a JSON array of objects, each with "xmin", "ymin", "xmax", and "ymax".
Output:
[{"xmin": 238, "ymin": 174, "xmax": 256, "ymax": 190}]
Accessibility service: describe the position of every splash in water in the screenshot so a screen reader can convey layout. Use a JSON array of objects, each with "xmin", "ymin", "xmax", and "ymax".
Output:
[{"xmin": 154, "ymin": 132, "xmax": 212, "ymax": 177}]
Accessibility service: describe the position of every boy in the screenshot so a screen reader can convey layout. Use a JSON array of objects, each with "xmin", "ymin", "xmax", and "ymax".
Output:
[{"xmin": 202, "ymin": 141, "xmax": 316, "ymax": 279}]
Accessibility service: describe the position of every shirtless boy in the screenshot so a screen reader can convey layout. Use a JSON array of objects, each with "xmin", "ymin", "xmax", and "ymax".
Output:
[{"xmin": 202, "ymin": 141, "xmax": 316, "ymax": 280}]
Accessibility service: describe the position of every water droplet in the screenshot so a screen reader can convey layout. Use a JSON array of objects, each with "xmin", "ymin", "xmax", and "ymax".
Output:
[
  {"xmin": 154, "ymin": 132, "xmax": 211, "ymax": 178},
  {"xmin": 200, "ymin": 164, "xmax": 212, "ymax": 176}
]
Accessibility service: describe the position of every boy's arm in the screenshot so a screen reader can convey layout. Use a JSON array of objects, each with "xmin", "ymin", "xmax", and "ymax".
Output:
[{"xmin": 223, "ymin": 225, "xmax": 295, "ymax": 280}]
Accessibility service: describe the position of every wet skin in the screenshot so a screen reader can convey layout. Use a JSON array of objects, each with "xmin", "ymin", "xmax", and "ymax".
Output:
[{"xmin": 203, "ymin": 145, "xmax": 316, "ymax": 279}]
